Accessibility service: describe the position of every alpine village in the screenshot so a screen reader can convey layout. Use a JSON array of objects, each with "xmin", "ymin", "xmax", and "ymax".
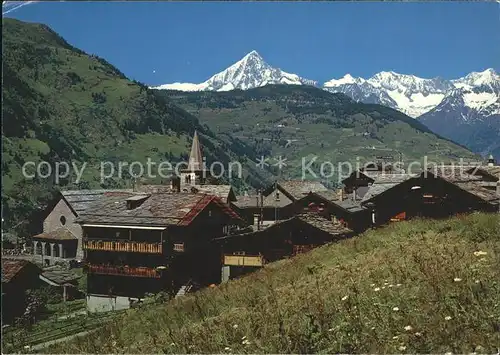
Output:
[{"xmin": 2, "ymin": 16, "xmax": 500, "ymax": 354}]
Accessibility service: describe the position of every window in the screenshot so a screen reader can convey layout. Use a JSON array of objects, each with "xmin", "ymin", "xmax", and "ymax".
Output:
[{"xmin": 60, "ymin": 216, "xmax": 66, "ymax": 225}]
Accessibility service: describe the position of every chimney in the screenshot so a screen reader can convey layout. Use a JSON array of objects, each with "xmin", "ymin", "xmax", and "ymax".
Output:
[{"xmin": 487, "ymin": 154, "xmax": 495, "ymax": 167}]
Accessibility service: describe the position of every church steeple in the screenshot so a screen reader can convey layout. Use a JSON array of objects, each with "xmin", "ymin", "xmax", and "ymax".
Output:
[
  {"xmin": 180, "ymin": 130, "xmax": 206, "ymax": 190},
  {"xmin": 187, "ymin": 130, "xmax": 203, "ymax": 172}
]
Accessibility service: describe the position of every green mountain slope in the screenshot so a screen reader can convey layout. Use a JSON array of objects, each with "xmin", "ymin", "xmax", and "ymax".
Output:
[
  {"xmin": 159, "ymin": 86, "xmax": 478, "ymax": 184},
  {"xmin": 2, "ymin": 18, "xmax": 267, "ymax": 234},
  {"xmin": 43, "ymin": 213, "xmax": 500, "ymax": 353}
]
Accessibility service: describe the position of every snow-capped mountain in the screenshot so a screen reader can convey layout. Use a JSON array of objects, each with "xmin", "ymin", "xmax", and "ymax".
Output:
[
  {"xmin": 419, "ymin": 70, "xmax": 500, "ymax": 159},
  {"xmin": 152, "ymin": 50, "xmax": 498, "ymax": 157},
  {"xmin": 324, "ymin": 69, "xmax": 499, "ymax": 119},
  {"xmin": 153, "ymin": 50, "xmax": 317, "ymax": 92}
]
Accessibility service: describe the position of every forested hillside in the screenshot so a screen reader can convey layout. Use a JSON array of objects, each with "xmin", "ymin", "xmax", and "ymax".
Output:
[
  {"xmin": 160, "ymin": 85, "xmax": 478, "ymax": 182},
  {"xmin": 2, "ymin": 18, "xmax": 267, "ymax": 236}
]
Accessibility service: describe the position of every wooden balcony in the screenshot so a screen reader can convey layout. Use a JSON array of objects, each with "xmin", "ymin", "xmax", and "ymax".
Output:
[
  {"xmin": 223, "ymin": 254, "xmax": 265, "ymax": 267},
  {"xmin": 83, "ymin": 240, "xmax": 162, "ymax": 254},
  {"xmin": 86, "ymin": 264, "xmax": 162, "ymax": 278}
]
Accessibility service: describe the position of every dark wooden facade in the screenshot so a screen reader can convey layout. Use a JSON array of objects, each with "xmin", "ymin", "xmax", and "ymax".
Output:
[
  {"xmin": 362, "ymin": 172, "xmax": 498, "ymax": 226},
  {"xmin": 81, "ymin": 194, "xmax": 243, "ymax": 299},
  {"xmin": 217, "ymin": 213, "xmax": 354, "ymax": 269},
  {"xmin": 2, "ymin": 260, "xmax": 42, "ymax": 324}
]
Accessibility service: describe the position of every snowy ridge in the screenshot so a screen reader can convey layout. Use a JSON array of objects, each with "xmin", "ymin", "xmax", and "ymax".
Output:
[
  {"xmin": 153, "ymin": 50, "xmax": 317, "ymax": 92},
  {"xmin": 324, "ymin": 68, "xmax": 499, "ymax": 119},
  {"xmin": 152, "ymin": 50, "xmax": 498, "ymax": 121}
]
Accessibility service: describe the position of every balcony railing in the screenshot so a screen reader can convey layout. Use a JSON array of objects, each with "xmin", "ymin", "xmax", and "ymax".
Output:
[
  {"xmin": 83, "ymin": 240, "xmax": 162, "ymax": 254},
  {"xmin": 86, "ymin": 264, "xmax": 162, "ymax": 278}
]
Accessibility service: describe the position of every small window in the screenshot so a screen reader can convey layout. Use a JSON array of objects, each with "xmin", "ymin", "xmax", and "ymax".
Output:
[{"xmin": 60, "ymin": 216, "xmax": 66, "ymax": 226}]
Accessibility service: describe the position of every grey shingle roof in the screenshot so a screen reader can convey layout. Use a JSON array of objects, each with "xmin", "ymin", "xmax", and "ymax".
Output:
[
  {"xmin": 232, "ymin": 195, "xmax": 292, "ymax": 208},
  {"xmin": 337, "ymin": 199, "xmax": 367, "ymax": 213},
  {"xmin": 296, "ymin": 213, "xmax": 353, "ymax": 236},
  {"xmin": 454, "ymin": 181, "xmax": 499, "ymax": 203},
  {"xmin": 77, "ymin": 193, "xmax": 241, "ymax": 226},
  {"xmin": 361, "ymin": 174, "xmax": 414, "ymax": 203},
  {"xmin": 194, "ymin": 185, "xmax": 234, "ymax": 202},
  {"xmin": 61, "ymin": 189, "xmax": 134, "ymax": 214},
  {"xmin": 314, "ymin": 190, "xmax": 340, "ymax": 202},
  {"xmin": 278, "ymin": 180, "xmax": 328, "ymax": 200},
  {"xmin": 426, "ymin": 166, "xmax": 482, "ymax": 183},
  {"xmin": 32, "ymin": 228, "xmax": 77, "ymax": 241},
  {"xmin": 41, "ymin": 266, "xmax": 81, "ymax": 286}
]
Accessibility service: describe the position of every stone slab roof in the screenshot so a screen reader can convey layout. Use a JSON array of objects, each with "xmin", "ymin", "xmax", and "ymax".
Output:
[
  {"xmin": 232, "ymin": 195, "xmax": 292, "ymax": 209},
  {"xmin": 32, "ymin": 228, "xmax": 77, "ymax": 241},
  {"xmin": 361, "ymin": 174, "xmax": 414, "ymax": 202},
  {"xmin": 61, "ymin": 189, "xmax": 134, "ymax": 214},
  {"xmin": 1, "ymin": 259, "xmax": 38, "ymax": 283},
  {"xmin": 194, "ymin": 185, "xmax": 233, "ymax": 201},
  {"xmin": 296, "ymin": 213, "xmax": 353, "ymax": 236},
  {"xmin": 277, "ymin": 180, "xmax": 328, "ymax": 200},
  {"xmin": 77, "ymin": 193, "xmax": 241, "ymax": 227},
  {"xmin": 454, "ymin": 181, "xmax": 499, "ymax": 204},
  {"xmin": 40, "ymin": 266, "xmax": 81, "ymax": 286}
]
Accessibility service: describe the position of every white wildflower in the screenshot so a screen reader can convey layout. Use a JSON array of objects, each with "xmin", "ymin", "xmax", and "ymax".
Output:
[
  {"xmin": 396, "ymin": 283, "xmax": 402, "ymax": 287},
  {"xmin": 444, "ymin": 352, "xmax": 453, "ymax": 355},
  {"xmin": 374, "ymin": 287, "xmax": 381, "ymax": 292},
  {"xmin": 370, "ymin": 283, "xmax": 376, "ymax": 287},
  {"xmin": 382, "ymin": 286, "xmax": 386, "ymax": 290},
  {"xmin": 392, "ymin": 335, "xmax": 399, "ymax": 340},
  {"xmin": 328, "ymin": 328, "xmax": 334, "ymax": 332},
  {"xmin": 414, "ymin": 332, "xmax": 422, "ymax": 337},
  {"xmin": 473, "ymin": 251, "xmax": 487, "ymax": 257},
  {"xmin": 404, "ymin": 325, "xmax": 413, "ymax": 331},
  {"xmin": 399, "ymin": 345, "xmax": 407, "ymax": 351},
  {"xmin": 341, "ymin": 295, "xmax": 349, "ymax": 301},
  {"xmin": 241, "ymin": 336, "xmax": 247, "ymax": 340},
  {"xmin": 393, "ymin": 307, "xmax": 400, "ymax": 311},
  {"xmin": 232, "ymin": 324, "xmax": 238, "ymax": 329},
  {"xmin": 224, "ymin": 347, "xmax": 231, "ymax": 351},
  {"xmin": 388, "ymin": 284, "xmax": 394, "ymax": 288},
  {"xmin": 242, "ymin": 339, "xmax": 251, "ymax": 345},
  {"xmin": 475, "ymin": 280, "xmax": 480, "ymax": 284},
  {"xmin": 170, "ymin": 343, "xmax": 176, "ymax": 346},
  {"xmin": 453, "ymin": 277, "xmax": 462, "ymax": 282},
  {"xmin": 445, "ymin": 316, "xmax": 452, "ymax": 321}
]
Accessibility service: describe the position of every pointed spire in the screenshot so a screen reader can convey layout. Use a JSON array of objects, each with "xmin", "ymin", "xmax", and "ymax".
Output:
[{"xmin": 187, "ymin": 130, "xmax": 203, "ymax": 171}]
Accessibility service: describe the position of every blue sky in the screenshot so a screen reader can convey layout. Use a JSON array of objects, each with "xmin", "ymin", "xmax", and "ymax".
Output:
[{"xmin": 4, "ymin": 1, "xmax": 499, "ymax": 86}]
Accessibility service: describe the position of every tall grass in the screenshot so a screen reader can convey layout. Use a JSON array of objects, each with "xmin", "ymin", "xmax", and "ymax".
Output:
[{"xmin": 46, "ymin": 212, "xmax": 500, "ymax": 354}]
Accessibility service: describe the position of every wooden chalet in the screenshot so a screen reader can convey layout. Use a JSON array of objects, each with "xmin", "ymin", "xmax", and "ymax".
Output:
[
  {"xmin": 2, "ymin": 259, "xmax": 41, "ymax": 324},
  {"xmin": 231, "ymin": 180, "xmax": 329, "ymax": 226},
  {"xmin": 361, "ymin": 171, "xmax": 499, "ymax": 226},
  {"xmin": 77, "ymin": 192, "xmax": 244, "ymax": 312},
  {"xmin": 215, "ymin": 212, "xmax": 354, "ymax": 281},
  {"xmin": 300, "ymin": 191, "xmax": 372, "ymax": 232}
]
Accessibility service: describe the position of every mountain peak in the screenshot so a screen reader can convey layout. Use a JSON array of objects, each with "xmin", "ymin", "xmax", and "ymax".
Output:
[
  {"xmin": 324, "ymin": 74, "xmax": 365, "ymax": 87},
  {"xmin": 155, "ymin": 50, "xmax": 317, "ymax": 92}
]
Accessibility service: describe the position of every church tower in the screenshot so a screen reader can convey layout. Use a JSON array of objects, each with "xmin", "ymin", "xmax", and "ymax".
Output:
[{"xmin": 180, "ymin": 131, "xmax": 207, "ymax": 191}]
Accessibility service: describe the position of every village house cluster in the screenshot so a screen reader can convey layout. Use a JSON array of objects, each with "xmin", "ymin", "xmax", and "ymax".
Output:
[{"xmin": 2, "ymin": 131, "xmax": 499, "ymax": 315}]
